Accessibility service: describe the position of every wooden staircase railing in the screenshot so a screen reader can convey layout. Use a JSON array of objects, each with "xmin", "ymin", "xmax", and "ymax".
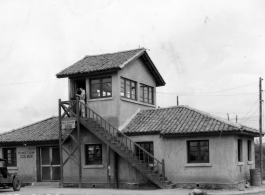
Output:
[{"xmin": 59, "ymin": 100, "xmax": 167, "ymax": 189}]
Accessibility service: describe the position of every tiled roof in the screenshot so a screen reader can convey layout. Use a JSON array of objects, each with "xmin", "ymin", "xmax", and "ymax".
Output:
[
  {"xmin": 122, "ymin": 106, "xmax": 259, "ymax": 136},
  {"xmin": 0, "ymin": 117, "xmax": 69, "ymax": 143},
  {"xmin": 56, "ymin": 48, "xmax": 145, "ymax": 78},
  {"xmin": 56, "ymin": 48, "xmax": 166, "ymax": 86}
]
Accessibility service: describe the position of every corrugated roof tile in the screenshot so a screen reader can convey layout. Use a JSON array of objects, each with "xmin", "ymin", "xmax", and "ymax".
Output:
[
  {"xmin": 0, "ymin": 117, "xmax": 64, "ymax": 143},
  {"xmin": 122, "ymin": 106, "xmax": 259, "ymax": 136}
]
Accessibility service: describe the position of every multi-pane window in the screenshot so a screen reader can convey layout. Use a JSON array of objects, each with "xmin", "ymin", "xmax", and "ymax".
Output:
[
  {"xmin": 187, "ymin": 140, "xmax": 209, "ymax": 163},
  {"xmin": 136, "ymin": 142, "xmax": 154, "ymax": 163},
  {"xmin": 3, "ymin": 148, "xmax": 17, "ymax": 166},
  {"xmin": 85, "ymin": 144, "xmax": 102, "ymax": 165},
  {"xmin": 90, "ymin": 77, "xmax": 112, "ymax": 99},
  {"xmin": 238, "ymin": 139, "xmax": 243, "ymax": 162},
  {"xmin": 140, "ymin": 84, "xmax": 154, "ymax": 104},
  {"xmin": 120, "ymin": 77, "xmax": 136, "ymax": 100},
  {"xmin": 248, "ymin": 140, "xmax": 252, "ymax": 161}
]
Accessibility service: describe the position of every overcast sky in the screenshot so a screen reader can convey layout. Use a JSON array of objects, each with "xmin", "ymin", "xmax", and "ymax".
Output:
[{"xmin": 1, "ymin": 0, "xmax": 265, "ymax": 133}]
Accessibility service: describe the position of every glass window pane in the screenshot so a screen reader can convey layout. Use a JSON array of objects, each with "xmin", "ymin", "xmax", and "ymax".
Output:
[
  {"xmin": 189, "ymin": 152, "xmax": 198, "ymax": 161},
  {"xmin": 52, "ymin": 148, "xmax": 60, "ymax": 165},
  {"xmin": 140, "ymin": 86, "xmax": 144, "ymax": 102},
  {"xmin": 102, "ymin": 83, "xmax": 111, "ymax": 96},
  {"xmin": 42, "ymin": 167, "xmax": 51, "ymax": 181},
  {"xmin": 86, "ymin": 145, "xmax": 102, "ymax": 165},
  {"xmin": 103, "ymin": 78, "xmax": 111, "ymax": 83},
  {"xmin": 126, "ymin": 83, "xmax": 131, "ymax": 98},
  {"xmin": 190, "ymin": 142, "xmax": 198, "ymax": 146},
  {"xmin": 41, "ymin": 148, "xmax": 50, "ymax": 165},
  {"xmin": 52, "ymin": 167, "xmax": 60, "ymax": 180},
  {"xmin": 189, "ymin": 146, "xmax": 198, "ymax": 152},
  {"xmin": 91, "ymin": 84, "xmax": 100, "ymax": 95},
  {"xmin": 200, "ymin": 141, "xmax": 208, "ymax": 147},
  {"xmin": 91, "ymin": 79, "xmax": 100, "ymax": 84}
]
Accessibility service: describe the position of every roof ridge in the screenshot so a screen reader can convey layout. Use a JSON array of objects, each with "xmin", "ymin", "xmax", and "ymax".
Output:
[
  {"xmin": 181, "ymin": 106, "xmax": 242, "ymax": 129},
  {"xmin": 0, "ymin": 116, "xmax": 58, "ymax": 136},
  {"xmin": 140, "ymin": 105, "xmax": 186, "ymax": 112},
  {"xmin": 141, "ymin": 105, "xmax": 244, "ymax": 129},
  {"xmin": 84, "ymin": 48, "xmax": 146, "ymax": 58}
]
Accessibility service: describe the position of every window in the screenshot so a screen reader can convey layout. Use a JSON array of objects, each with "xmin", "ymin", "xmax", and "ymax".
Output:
[
  {"xmin": 136, "ymin": 142, "xmax": 154, "ymax": 163},
  {"xmin": 140, "ymin": 84, "xmax": 154, "ymax": 104},
  {"xmin": 120, "ymin": 77, "xmax": 137, "ymax": 100},
  {"xmin": 85, "ymin": 144, "xmax": 102, "ymax": 165},
  {"xmin": 238, "ymin": 139, "xmax": 243, "ymax": 162},
  {"xmin": 3, "ymin": 148, "xmax": 17, "ymax": 166},
  {"xmin": 90, "ymin": 77, "xmax": 112, "ymax": 99},
  {"xmin": 187, "ymin": 140, "xmax": 209, "ymax": 163},
  {"xmin": 248, "ymin": 140, "xmax": 252, "ymax": 161}
]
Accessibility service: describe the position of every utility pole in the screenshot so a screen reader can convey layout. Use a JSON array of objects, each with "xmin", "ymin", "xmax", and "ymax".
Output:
[
  {"xmin": 177, "ymin": 96, "xmax": 179, "ymax": 106},
  {"xmin": 260, "ymin": 77, "xmax": 263, "ymax": 178},
  {"xmin": 236, "ymin": 115, "xmax": 237, "ymax": 123},
  {"xmin": 227, "ymin": 113, "xmax": 229, "ymax": 121}
]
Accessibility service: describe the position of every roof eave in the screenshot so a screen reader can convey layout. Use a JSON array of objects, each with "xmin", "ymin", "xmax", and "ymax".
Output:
[
  {"xmin": 118, "ymin": 50, "xmax": 166, "ymax": 87},
  {"xmin": 141, "ymin": 51, "xmax": 166, "ymax": 87},
  {"xmin": 56, "ymin": 67, "xmax": 121, "ymax": 79},
  {"xmin": 161, "ymin": 130, "xmax": 260, "ymax": 138},
  {"xmin": 123, "ymin": 131, "xmax": 160, "ymax": 136},
  {"xmin": 0, "ymin": 140, "xmax": 59, "ymax": 146}
]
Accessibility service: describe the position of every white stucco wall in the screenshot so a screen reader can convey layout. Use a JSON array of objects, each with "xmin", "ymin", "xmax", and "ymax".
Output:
[{"xmin": 127, "ymin": 134, "xmax": 255, "ymax": 184}]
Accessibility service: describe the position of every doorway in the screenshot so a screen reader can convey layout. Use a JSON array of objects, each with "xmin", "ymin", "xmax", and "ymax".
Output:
[{"xmin": 40, "ymin": 147, "xmax": 60, "ymax": 181}]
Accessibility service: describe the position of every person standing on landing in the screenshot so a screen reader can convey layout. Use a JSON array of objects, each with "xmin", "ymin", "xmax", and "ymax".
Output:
[{"xmin": 76, "ymin": 87, "xmax": 86, "ymax": 117}]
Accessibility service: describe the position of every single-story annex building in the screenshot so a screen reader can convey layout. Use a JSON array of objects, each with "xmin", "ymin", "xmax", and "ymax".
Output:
[{"xmin": 0, "ymin": 48, "xmax": 260, "ymax": 189}]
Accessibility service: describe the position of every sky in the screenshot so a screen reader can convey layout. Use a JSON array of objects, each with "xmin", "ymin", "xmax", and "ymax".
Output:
[{"xmin": 1, "ymin": 0, "xmax": 265, "ymax": 133}]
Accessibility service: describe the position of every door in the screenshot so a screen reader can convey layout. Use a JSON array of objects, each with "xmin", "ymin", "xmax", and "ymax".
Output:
[{"xmin": 41, "ymin": 147, "xmax": 60, "ymax": 181}]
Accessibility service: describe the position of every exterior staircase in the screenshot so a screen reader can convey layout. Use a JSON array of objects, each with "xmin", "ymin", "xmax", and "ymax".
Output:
[{"xmin": 59, "ymin": 100, "xmax": 171, "ymax": 189}]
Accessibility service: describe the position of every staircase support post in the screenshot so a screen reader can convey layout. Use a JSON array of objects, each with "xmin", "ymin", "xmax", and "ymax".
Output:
[
  {"xmin": 59, "ymin": 99, "xmax": 64, "ymax": 188},
  {"xmin": 114, "ymin": 151, "xmax": 118, "ymax": 188},
  {"xmin": 162, "ymin": 159, "xmax": 165, "ymax": 189},
  {"xmin": 107, "ymin": 145, "xmax": 111, "ymax": 187},
  {"xmin": 77, "ymin": 101, "xmax": 82, "ymax": 188}
]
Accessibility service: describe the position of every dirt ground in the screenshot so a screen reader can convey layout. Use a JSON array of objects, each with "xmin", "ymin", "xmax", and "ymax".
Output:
[
  {"xmin": 1, "ymin": 185, "xmax": 265, "ymax": 195},
  {"xmin": 0, "ymin": 186, "xmax": 192, "ymax": 195}
]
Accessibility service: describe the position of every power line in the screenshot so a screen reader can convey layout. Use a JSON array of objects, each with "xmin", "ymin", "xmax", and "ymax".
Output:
[
  {"xmin": 239, "ymin": 99, "xmax": 259, "ymax": 123},
  {"xmin": 241, "ymin": 107, "xmax": 259, "ymax": 124},
  {"xmin": 156, "ymin": 92, "xmax": 258, "ymax": 96},
  {"xmin": 157, "ymin": 82, "xmax": 258, "ymax": 95},
  {"xmin": 0, "ymin": 79, "xmax": 57, "ymax": 87},
  {"xmin": 188, "ymin": 82, "xmax": 258, "ymax": 94}
]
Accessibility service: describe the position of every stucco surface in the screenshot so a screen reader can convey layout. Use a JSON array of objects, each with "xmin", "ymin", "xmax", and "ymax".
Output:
[
  {"xmin": 62, "ymin": 126, "xmax": 115, "ymax": 183},
  {"xmin": 127, "ymin": 134, "xmax": 255, "ymax": 184},
  {"xmin": 118, "ymin": 57, "xmax": 157, "ymax": 127}
]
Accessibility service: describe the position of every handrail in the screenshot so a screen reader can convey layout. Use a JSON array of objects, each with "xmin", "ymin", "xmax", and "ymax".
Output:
[
  {"xmin": 60, "ymin": 99, "xmax": 166, "ymax": 187},
  {"xmin": 78, "ymin": 100, "xmax": 163, "ymax": 166}
]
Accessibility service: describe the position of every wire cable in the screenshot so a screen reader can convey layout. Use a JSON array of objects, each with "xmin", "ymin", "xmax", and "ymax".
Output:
[
  {"xmin": 156, "ymin": 92, "xmax": 258, "ymax": 96},
  {"xmin": 241, "ymin": 107, "xmax": 259, "ymax": 124},
  {"xmin": 239, "ymin": 99, "xmax": 259, "ymax": 123},
  {"xmin": 0, "ymin": 79, "xmax": 57, "ymax": 87},
  {"xmin": 156, "ymin": 82, "xmax": 258, "ymax": 95}
]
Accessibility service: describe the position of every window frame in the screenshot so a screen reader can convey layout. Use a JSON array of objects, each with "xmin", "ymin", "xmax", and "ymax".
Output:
[
  {"xmin": 140, "ymin": 84, "xmax": 154, "ymax": 105},
  {"xmin": 120, "ymin": 77, "xmax": 137, "ymax": 100},
  {"xmin": 238, "ymin": 139, "xmax": 243, "ymax": 162},
  {"xmin": 90, "ymin": 77, "xmax": 112, "ymax": 99},
  {"xmin": 85, "ymin": 144, "xmax": 103, "ymax": 165},
  {"xmin": 187, "ymin": 140, "xmax": 209, "ymax": 163},
  {"xmin": 247, "ymin": 140, "xmax": 252, "ymax": 161},
  {"xmin": 2, "ymin": 148, "xmax": 17, "ymax": 167},
  {"xmin": 135, "ymin": 142, "xmax": 154, "ymax": 163}
]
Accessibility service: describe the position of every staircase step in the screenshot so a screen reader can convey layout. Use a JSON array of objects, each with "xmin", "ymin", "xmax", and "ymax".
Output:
[
  {"xmin": 148, "ymin": 174, "xmax": 159, "ymax": 178},
  {"xmin": 79, "ymin": 118, "xmax": 166, "ymax": 189},
  {"xmin": 164, "ymin": 183, "xmax": 176, "ymax": 189}
]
